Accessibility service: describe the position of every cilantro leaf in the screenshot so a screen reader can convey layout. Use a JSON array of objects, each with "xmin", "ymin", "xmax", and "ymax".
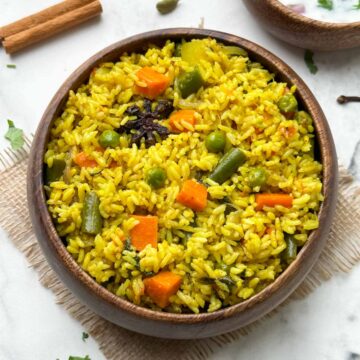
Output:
[
  {"xmin": 354, "ymin": 0, "xmax": 360, "ymax": 9},
  {"xmin": 318, "ymin": 0, "xmax": 333, "ymax": 10},
  {"xmin": 68, "ymin": 356, "xmax": 91, "ymax": 360},
  {"xmin": 6, "ymin": 64, "xmax": 16, "ymax": 69},
  {"xmin": 304, "ymin": 50, "xmax": 318, "ymax": 74},
  {"xmin": 82, "ymin": 332, "xmax": 89, "ymax": 342},
  {"xmin": 5, "ymin": 120, "xmax": 24, "ymax": 150}
]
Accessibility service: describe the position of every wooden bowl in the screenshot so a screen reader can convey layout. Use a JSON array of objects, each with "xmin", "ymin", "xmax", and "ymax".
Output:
[
  {"xmin": 27, "ymin": 28, "xmax": 338, "ymax": 339},
  {"xmin": 243, "ymin": 0, "xmax": 360, "ymax": 51}
]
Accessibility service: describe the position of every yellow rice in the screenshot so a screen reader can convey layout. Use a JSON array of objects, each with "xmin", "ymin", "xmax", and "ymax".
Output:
[{"xmin": 45, "ymin": 38, "xmax": 323, "ymax": 313}]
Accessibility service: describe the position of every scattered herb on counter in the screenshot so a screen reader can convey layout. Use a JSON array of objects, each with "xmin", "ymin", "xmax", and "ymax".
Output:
[
  {"xmin": 82, "ymin": 332, "xmax": 89, "ymax": 342},
  {"xmin": 156, "ymin": 0, "xmax": 179, "ymax": 14},
  {"xmin": 304, "ymin": 50, "xmax": 318, "ymax": 74},
  {"xmin": 4, "ymin": 119, "xmax": 24, "ymax": 150},
  {"xmin": 337, "ymin": 95, "xmax": 360, "ymax": 104},
  {"xmin": 6, "ymin": 64, "xmax": 16, "ymax": 69},
  {"xmin": 68, "ymin": 356, "xmax": 91, "ymax": 360},
  {"xmin": 317, "ymin": 0, "xmax": 333, "ymax": 10}
]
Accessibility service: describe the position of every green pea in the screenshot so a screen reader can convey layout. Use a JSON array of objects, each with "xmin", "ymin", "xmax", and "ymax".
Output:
[
  {"xmin": 295, "ymin": 110, "xmax": 313, "ymax": 128},
  {"xmin": 278, "ymin": 94, "xmax": 298, "ymax": 113},
  {"xmin": 177, "ymin": 68, "xmax": 204, "ymax": 98},
  {"xmin": 156, "ymin": 0, "xmax": 179, "ymax": 14},
  {"xmin": 209, "ymin": 148, "xmax": 247, "ymax": 184},
  {"xmin": 248, "ymin": 167, "xmax": 267, "ymax": 188},
  {"xmin": 222, "ymin": 46, "xmax": 248, "ymax": 58},
  {"xmin": 282, "ymin": 234, "xmax": 298, "ymax": 265},
  {"xmin": 99, "ymin": 130, "xmax": 120, "ymax": 148},
  {"xmin": 205, "ymin": 131, "xmax": 226, "ymax": 153},
  {"xmin": 147, "ymin": 167, "xmax": 167, "ymax": 189}
]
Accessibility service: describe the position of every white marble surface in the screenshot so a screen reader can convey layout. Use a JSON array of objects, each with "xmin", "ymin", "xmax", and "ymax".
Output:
[{"xmin": 0, "ymin": 1, "xmax": 360, "ymax": 359}]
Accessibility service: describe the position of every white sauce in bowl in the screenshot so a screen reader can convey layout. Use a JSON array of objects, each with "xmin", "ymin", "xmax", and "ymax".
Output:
[{"xmin": 279, "ymin": 0, "xmax": 360, "ymax": 23}]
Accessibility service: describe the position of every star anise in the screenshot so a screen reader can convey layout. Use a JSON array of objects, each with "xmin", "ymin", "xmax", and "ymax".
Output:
[{"xmin": 119, "ymin": 99, "xmax": 173, "ymax": 147}]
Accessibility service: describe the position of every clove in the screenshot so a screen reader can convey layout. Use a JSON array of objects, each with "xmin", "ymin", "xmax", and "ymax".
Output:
[{"xmin": 337, "ymin": 95, "xmax": 360, "ymax": 104}]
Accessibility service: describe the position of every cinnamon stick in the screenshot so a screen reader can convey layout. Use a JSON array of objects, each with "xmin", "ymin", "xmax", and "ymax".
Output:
[
  {"xmin": 0, "ymin": 0, "xmax": 96, "ymax": 40},
  {"xmin": 1, "ymin": 0, "xmax": 102, "ymax": 54}
]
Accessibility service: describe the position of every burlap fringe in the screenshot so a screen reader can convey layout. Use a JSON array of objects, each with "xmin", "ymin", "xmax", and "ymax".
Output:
[{"xmin": 0, "ymin": 145, "xmax": 359, "ymax": 360}]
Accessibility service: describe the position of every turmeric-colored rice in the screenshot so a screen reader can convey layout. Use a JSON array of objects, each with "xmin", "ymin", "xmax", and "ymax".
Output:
[{"xmin": 44, "ymin": 38, "xmax": 323, "ymax": 313}]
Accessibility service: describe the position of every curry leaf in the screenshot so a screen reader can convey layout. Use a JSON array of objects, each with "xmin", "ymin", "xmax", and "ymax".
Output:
[
  {"xmin": 5, "ymin": 120, "xmax": 24, "ymax": 150},
  {"xmin": 304, "ymin": 50, "xmax": 318, "ymax": 74},
  {"xmin": 82, "ymin": 332, "xmax": 89, "ymax": 342}
]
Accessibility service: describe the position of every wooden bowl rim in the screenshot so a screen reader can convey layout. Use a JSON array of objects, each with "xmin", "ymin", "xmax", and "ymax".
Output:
[
  {"xmin": 29, "ymin": 28, "xmax": 337, "ymax": 325},
  {"xmin": 269, "ymin": 0, "xmax": 360, "ymax": 27}
]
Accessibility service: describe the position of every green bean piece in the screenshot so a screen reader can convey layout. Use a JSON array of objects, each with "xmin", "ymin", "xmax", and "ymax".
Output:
[
  {"xmin": 295, "ymin": 110, "xmax": 313, "ymax": 128},
  {"xmin": 282, "ymin": 234, "xmax": 298, "ymax": 265},
  {"xmin": 98, "ymin": 130, "xmax": 120, "ymax": 148},
  {"xmin": 174, "ymin": 43, "xmax": 182, "ymax": 57},
  {"xmin": 177, "ymin": 68, "xmax": 204, "ymax": 98},
  {"xmin": 45, "ymin": 159, "xmax": 66, "ymax": 184},
  {"xmin": 146, "ymin": 167, "xmax": 167, "ymax": 189},
  {"xmin": 209, "ymin": 148, "xmax": 247, "ymax": 184},
  {"xmin": 278, "ymin": 94, "xmax": 298, "ymax": 113},
  {"xmin": 81, "ymin": 191, "xmax": 103, "ymax": 235},
  {"xmin": 223, "ymin": 46, "xmax": 248, "ymax": 57},
  {"xmin": 205, "ymin": 131, "xmax": 227, "ymax": 153},
  {"xmin": 156, "ymin": 0, "xmax": 179, "ymax": 14},
  {"xmin": 248, "ymin": 167, "xmax": 267, "ymax": 188}
]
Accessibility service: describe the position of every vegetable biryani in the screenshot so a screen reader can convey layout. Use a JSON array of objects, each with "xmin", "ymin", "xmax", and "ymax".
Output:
[{"xmin": 44, "ymin": 38, "xmax": 323, "ymax": 313}]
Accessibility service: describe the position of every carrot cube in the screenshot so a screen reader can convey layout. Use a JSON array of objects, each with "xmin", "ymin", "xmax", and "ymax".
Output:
[
  {"xmin": 143, "ymin": 271, "xmax": 182, "ymax": 308},
  {"xmin": 176, "ymin": 179, "xmax": 208, "ymax": 211},
  {"xmin": 169, "ymin": 110, "xmax": 196, "ymax": 132},
  {"xmin": 135, "ymin": 67, "xmax": 169, "ymax": 99},
  {"xmin": 130, "ymin": 215, "xmax": 158, "ymax": 251}
]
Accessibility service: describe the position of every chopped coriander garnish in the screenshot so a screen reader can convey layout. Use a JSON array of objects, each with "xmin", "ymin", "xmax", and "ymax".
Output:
[
  {"xmin": 5, "ymin": 120, "xmax": 24, "ymax": 150},
  {"xmin": 82, "ymin": 332, "xmax": 89, "ymax": 342},
  {"xmin": 6, "ymin": 64, "xmax": 16, "ymax": 69},
  {"xmin": 304, "ymin": 50, "xmax": 318, "ymax": 74},
  {"xmin": 354, "ymin": 0, "xmax": 360, "ymax": 9},
  {"xmin": 317, "ymin": 0, "xmax": 333, "ymax": 10},
  {"xmin": 68, "ymin": 356, "xmax": 91, "ymax": 360}
]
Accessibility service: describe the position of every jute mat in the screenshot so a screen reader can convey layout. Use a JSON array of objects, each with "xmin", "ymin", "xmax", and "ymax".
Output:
[{"xmin": 0, "ymin": 144, "xmax": 360, "ymax": 360}]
